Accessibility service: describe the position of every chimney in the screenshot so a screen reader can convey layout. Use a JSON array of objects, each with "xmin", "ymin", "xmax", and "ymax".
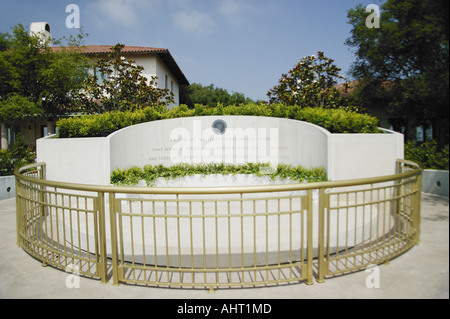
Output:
[{"xmin": 29, "ymin": 22, "xmax": 52, "ymax": 46}]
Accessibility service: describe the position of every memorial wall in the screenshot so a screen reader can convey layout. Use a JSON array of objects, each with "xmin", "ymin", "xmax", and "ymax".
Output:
[
  {"xmin": 108, "ymin": 116, "xmax": 329, "ymax": 174},
  {"xmin": 37, "ymin": 116, "xmax": 403, "ymax": 185}
]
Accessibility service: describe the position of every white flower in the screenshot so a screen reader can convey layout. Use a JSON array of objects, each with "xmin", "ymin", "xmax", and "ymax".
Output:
[{"xmin": 120, "ymin": 56, "xmax": 126, "ymax": 61}]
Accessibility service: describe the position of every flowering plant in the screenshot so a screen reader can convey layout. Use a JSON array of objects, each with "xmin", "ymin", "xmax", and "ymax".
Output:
[
  {"xmin": 82, "ymin": 44, "xmax": 174, "ymax": 112},
  {"xmin": 267, "ymin": 51, "xmax": 349, "ymax": 109}
]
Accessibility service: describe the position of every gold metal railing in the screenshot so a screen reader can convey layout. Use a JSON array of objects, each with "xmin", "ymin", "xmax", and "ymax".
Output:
[{"xmin": 14, "ymin": 160, "xmax": 422, "ymax": 290}]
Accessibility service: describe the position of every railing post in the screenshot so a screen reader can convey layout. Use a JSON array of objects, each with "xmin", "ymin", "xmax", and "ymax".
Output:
[
  {"xmin": 306, "ymin": 189, "xmax": 314, "ymax": 285},
  {"xmin": 15, "ymin": 177, "xmax": 22, "ymax": 247},
  {"xmin": 109, "ymin": 192, "xmax": 120, "ymax": 285},
  {"xmin": 396, "ymin": 160, "xmax": 402, "ymax": 175},
  {"xmin": 39, "ymin": 164, "xmax": 46, "ymax": 218},
  {"xmin": 394, "ymin": 160, "xmax": 403, "ymax": 218},
  {"xmin": 97, "ymin": 191, "xmax": 108, "ymax": 283},
  {"xmin": 413, "ymin": 172, "xmax": 422, "ymax": 245},
  {"xmin": 41, "ymin": 163, "xmax": 46, "ymax": 181},
  {"xmin": 317, "ymin": 188, "xmax": 327, "ymax": 283}
]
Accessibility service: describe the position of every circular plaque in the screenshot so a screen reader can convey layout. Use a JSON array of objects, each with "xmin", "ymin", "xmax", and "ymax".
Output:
[{"xmin": 212, "ymin": 119, "xmax": 227, "ymax": 135}]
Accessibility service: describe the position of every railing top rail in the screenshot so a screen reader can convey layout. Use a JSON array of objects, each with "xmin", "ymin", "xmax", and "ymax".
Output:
[
  {"xmin": 397, "ymin": 158, "xmax": 421, "ymax": 168},
  {"xmin": 15, "ymin": 161, "xmax": 422, "ymax": 195}
]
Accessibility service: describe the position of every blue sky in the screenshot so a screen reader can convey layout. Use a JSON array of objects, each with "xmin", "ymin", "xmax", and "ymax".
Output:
[{"xmin": 0, "ymin": 0, "xmax": 381, "ymax": 102}]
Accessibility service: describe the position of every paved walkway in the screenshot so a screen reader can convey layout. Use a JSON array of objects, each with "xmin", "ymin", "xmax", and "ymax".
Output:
[{"xmin": 1, "ymin": 193, "xmax": 448, "ymax": 299}]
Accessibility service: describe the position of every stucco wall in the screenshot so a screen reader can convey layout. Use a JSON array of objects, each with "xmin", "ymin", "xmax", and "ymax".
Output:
[
  {"xmin": 36, "ymin": 116, "xmax": 404, "ymax": 186},
  {"xmin": 155, "ymin": 55, "xmax": 179, "ymax": 108},
  {"xmin": 422, "ymin": 170, "xmax": 449, "ymax": 197},
  {"xmin": 37, "ymin": 136, "xmax": 110, "ymax": 185},
  {"xmin": 328, "ymin": 129, "xmax": 404, "ymax": 180},
  {"xmin": 108, "ymin": 116, "xmax": 331, "ymax": 173},
  {"xmin": 0, "ymin": 175, "xmax": 15, "ymax": 200}
]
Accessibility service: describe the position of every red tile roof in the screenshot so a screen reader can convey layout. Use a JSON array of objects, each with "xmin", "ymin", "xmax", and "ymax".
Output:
[
  {"xmin": 69, "ymin": 45, "xmax": 168, "ymax": 55},
  {"xmin": 334, "ymin": 80, "xmax": 359, "ymax": 94},
  {"xmin": 52, "ymin": 45, "xmax": 189, "ymax": 85}
]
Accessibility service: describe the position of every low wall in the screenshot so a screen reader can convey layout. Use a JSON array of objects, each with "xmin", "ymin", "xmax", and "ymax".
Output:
[
  {"xmin": 328, "ymin": 129, "xmax": 404, "ymax": 180},
  {"xmin": 422, "ymin": 170, "xmax": 449, "ymax": 197},
  {"xmin": 108, "ymin": 116, "xmax": 330, "ymax": 172},
  {"xmin": 36, "ymin": 116, "xmax": 404, "ymax": 185},
  {"xmin": 37, "ymin": 136, "xmax": 110, "ymax": 185},
  {"xmin": 0, "ymin": 175, "xmax": 15, "ymax": 200}
]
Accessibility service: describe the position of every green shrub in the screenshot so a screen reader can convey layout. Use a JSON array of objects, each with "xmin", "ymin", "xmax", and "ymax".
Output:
[
  {"xmin": 0, "ymin": 135, "xmax": 35, "ymax": 176},
  {"xmin": 405, "ymin": 140, "xmax": 449, "ymax": 170},
  {"xmin": 57, "ymin": 106, "xmax": 164, "ymax": 138},
  {"xmin": 111, "ymin": 162, "xmax": 327, "ymax": 186},
  {"xmin": 56, "ymin": 103, "xmax": 381, "ymax": 138},
  {"xmin": 294, "ymin": 107, "xmax": 381, "ymax": 133}
]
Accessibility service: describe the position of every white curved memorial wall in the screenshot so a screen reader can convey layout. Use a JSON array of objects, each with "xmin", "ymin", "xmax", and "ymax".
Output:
[{"xmin": 37, "ymin": 116, "xmax": 404, "ymax": 185}]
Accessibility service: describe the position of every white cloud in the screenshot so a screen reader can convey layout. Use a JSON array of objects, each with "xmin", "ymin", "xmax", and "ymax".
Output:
[
  {"xmin": 169, "ymin": 0, "xmax": 260, "ymax": 36},
  {"xmin": 218, "ymin": 0, "xmax": 254, "ymax": 26},
  {"xmin": 172, "ymin": 10, "xmax": 215, "ymax": 36},
  {"xmin": 218, "ymin": 0, "xmax": 242, "ymax": 16},
  {"xmin": 89, "ymin": 0, "xmax": 154, "ymax": 28},
  {"xmin": 167, "ymin": 0, "xmax": 191, "ymax": 10}
]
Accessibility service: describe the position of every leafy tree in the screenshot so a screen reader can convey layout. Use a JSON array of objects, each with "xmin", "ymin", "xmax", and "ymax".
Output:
[
  {"xmin": 82, "ymin": 44, "xmax": 174, "ymax": 112},
  {"xmin": 40, "ymin": 44, "xmax": 90, "ymax": 120},
  {"xmin": 345, "ymin": 0, "xmax": 449, "ymax": 146},
  {"xmin": 0, "ymin": 24, "xmax": 90, "ymax": 135},
  {"xmin": 0, "ymin": 134, "xmax": 35, "ymax": 176},
  {"xmin": 183, "ymin": 83, "xmax": 256, "ymax": 108},
  {"xmin": 0, "ymin": 94, "xmax": 42, "ymax": 127},
  {"xmin": 267, "ymin": 51, "xmax": 351, "ymax": 109}
]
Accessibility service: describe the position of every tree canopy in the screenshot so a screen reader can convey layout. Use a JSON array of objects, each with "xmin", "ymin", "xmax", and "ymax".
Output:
[
  {"xmin": 346, "ymin": 0, "xmax": 449, "ymax": 145},
  {"xmin": 82, "ymin": 44, "xmax": 174, "ymax": 112},
  {"xmin": 0, "ymin": 24, "xmax": 90, "ymax": 122},
  {"xmin": 267, "ymin": 51, "xmax": 351, "ymax": 110},
  {"xmin": 0, "ymin": 94, "xmax": 41, "ymax": 126},
  {"xmin": 182, "ymin": 83, "xmax": 256, "ymax": 108}
]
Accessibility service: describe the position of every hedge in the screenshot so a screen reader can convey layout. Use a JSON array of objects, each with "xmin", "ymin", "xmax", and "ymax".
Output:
[
  {"xmin": 56, "ymin": 103, "xmax": 381, "ymax": 138},
  {"xmin": 405, "ymin": 140, "xmax": 449, "ymax": 170}
]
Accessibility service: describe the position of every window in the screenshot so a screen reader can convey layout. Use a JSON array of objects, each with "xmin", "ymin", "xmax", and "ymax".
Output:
[
  {"xmin": 416, "ymin": 126, "xmax": 424, "ymax": 142},
  {"xmin": 93, "ymin": 67, "xmax": 107, "ymax": 85},
  {"xmin": 389, "ymin": 118, "xmax": 434, "ymax": 142},
  {"xmin": 41, "ymin": 125, "xmax": 48, "ymax": 138},
  {"xmin": 7, "ymin": 127, "xmax": 16, "ymax": 146},
  {"xmin": 415, "ymin": 121, "xmax": 433, "ymax": 142},
  {"xmin": 388, "ymin": 118, "xmax": 406, "ymax": 134}
]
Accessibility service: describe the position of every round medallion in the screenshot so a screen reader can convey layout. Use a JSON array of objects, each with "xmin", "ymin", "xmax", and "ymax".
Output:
[{"xmin": 212, "ymin": 119, "xmax": 227, "ymax": 135}]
